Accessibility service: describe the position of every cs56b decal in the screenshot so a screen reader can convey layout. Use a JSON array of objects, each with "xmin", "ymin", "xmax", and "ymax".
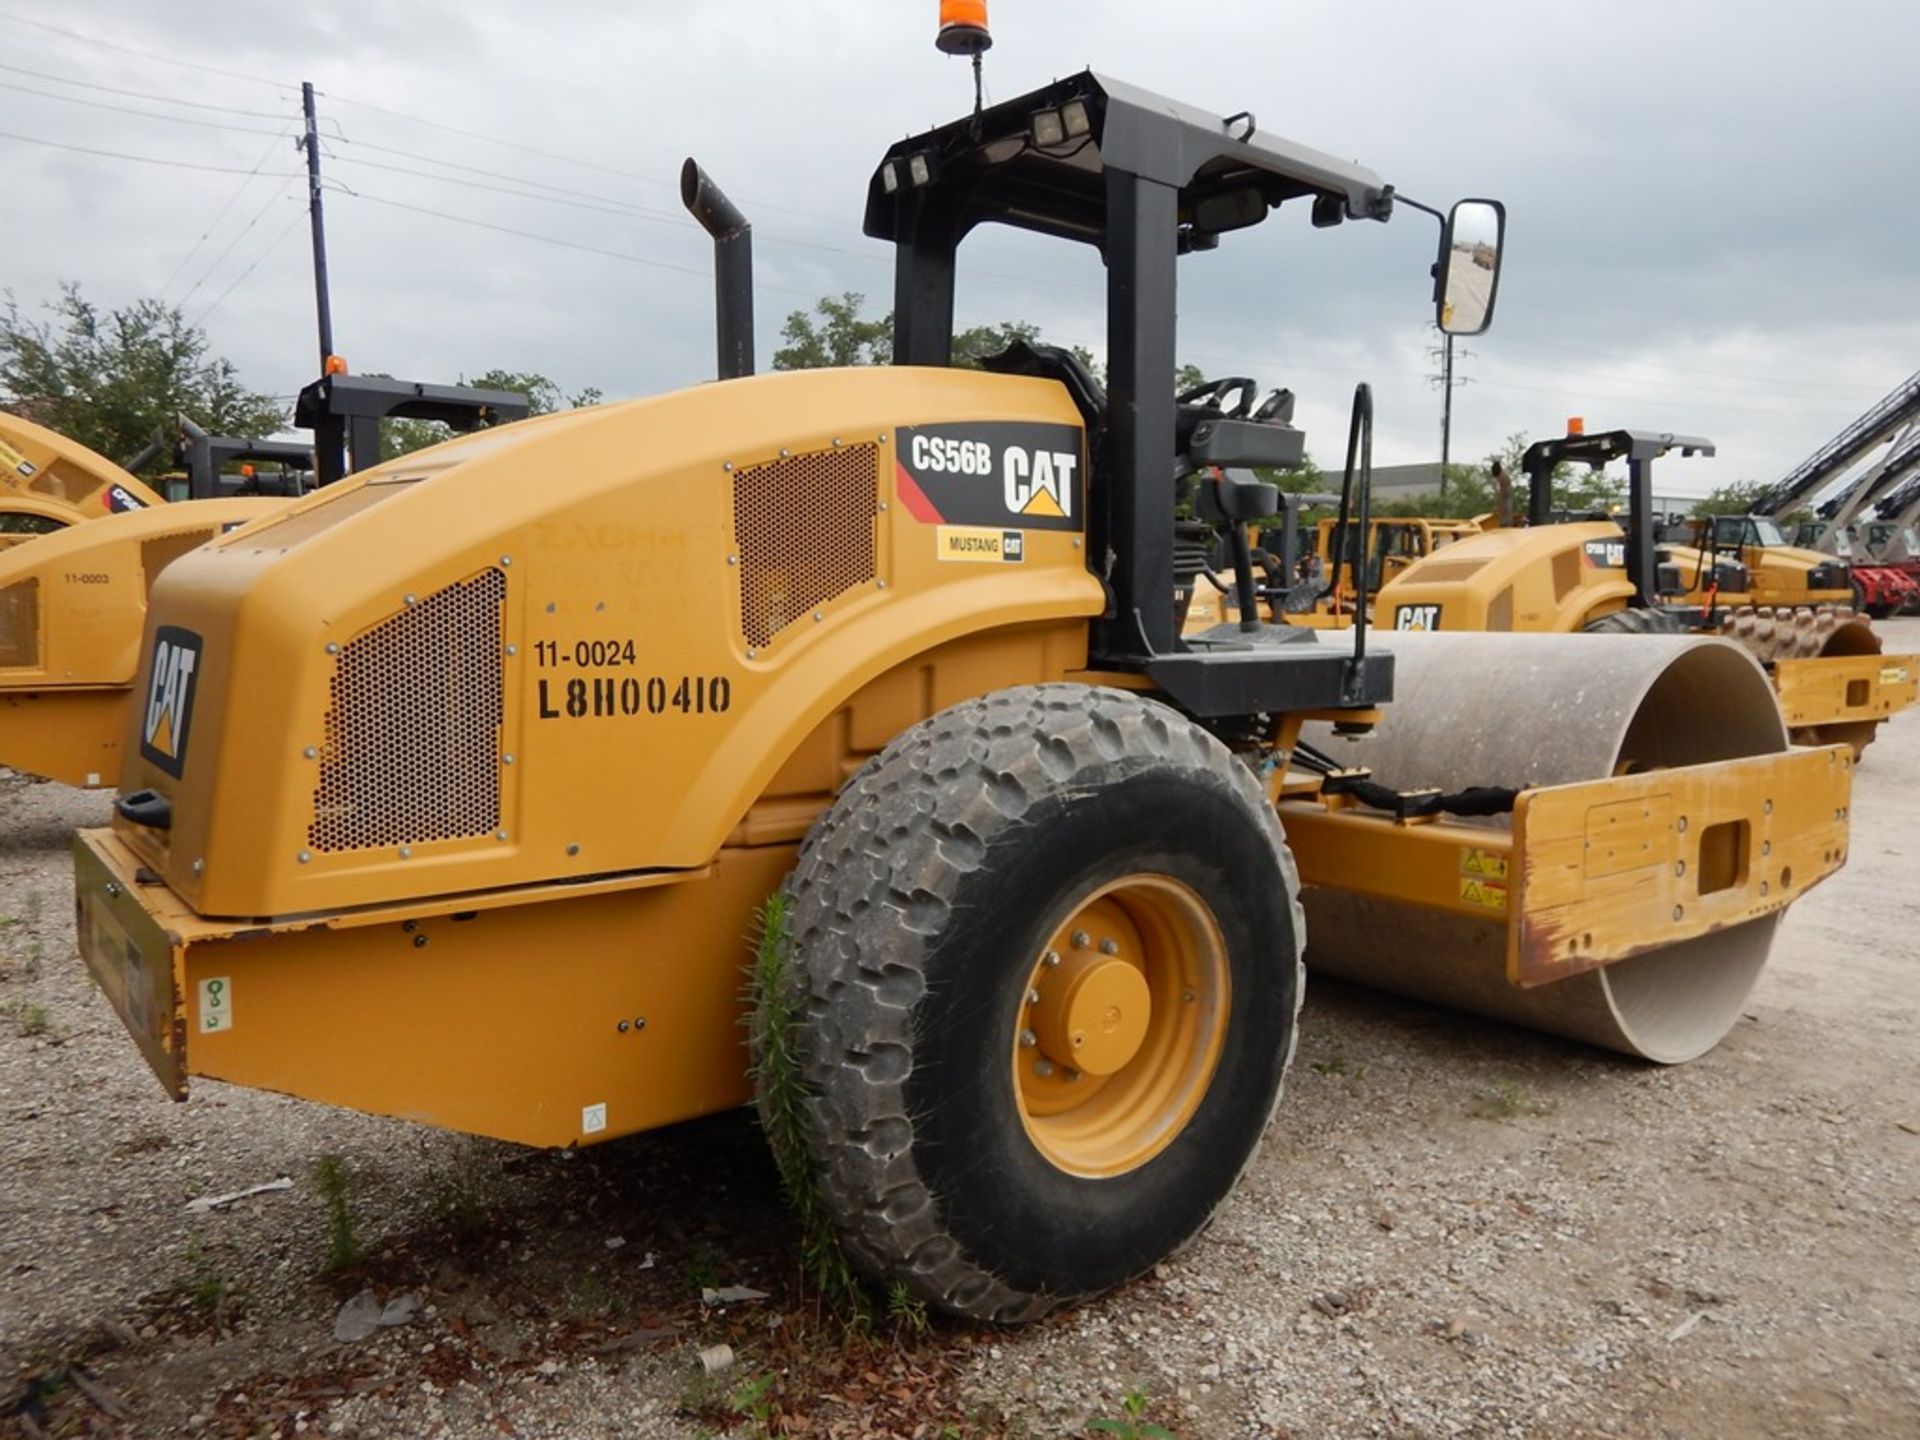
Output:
[{"xmin": 894, "ymin": 422, "xmax": 1083, "ymax": 533}]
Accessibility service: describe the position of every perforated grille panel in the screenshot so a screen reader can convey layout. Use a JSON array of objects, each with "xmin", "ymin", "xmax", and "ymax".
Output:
[
  {"xmin": 0, "ymin": 578, "xmax": 39, "ymax": 669},
  {"xmin": 307, "ymin": 569, "xmax": 506, "ymax": 853},
  {"xmin": 733, "ymin": 444, "xmax": 878, "ymax": 648},
  {"xmin": 140, "ymin": 528, "xmax": 219, "ymax": 598}
]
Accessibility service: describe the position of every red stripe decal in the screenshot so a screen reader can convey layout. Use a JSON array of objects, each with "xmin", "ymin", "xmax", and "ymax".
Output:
[{"xmin": 894, "ymin": 460, "xmax": 944, "ymax": 524}]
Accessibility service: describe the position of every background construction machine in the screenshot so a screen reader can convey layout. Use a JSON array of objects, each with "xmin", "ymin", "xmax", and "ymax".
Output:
[
  {"xmin": 0, "ymin": 373, "xmax": 528, "ymax": 787},
  {"xmin": 1748, "ymin": 366, "xmax": 1920, "ymax": 617},
  {"xmin": 71, "ymin": 67, "xmax": 1850, "ymax": 1324},
  {"xmin": 0, "ymin": 497, "xmax": 286, "ymax": 786},
  {"xmin": 0, "ymin": 411, "xmax": 163, "ymax": 550},
  {"xmin": 1369, "ymin": 426, "xmax": 1917, "ymax": 754}
]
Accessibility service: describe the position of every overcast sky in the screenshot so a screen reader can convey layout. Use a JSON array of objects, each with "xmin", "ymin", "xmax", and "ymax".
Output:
[{"xmin": 3, "ymin": 0, "xmax": 1917, "ymax": 500}]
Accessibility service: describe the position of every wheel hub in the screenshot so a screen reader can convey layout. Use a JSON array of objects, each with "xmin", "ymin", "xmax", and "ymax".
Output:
[
  {"xmin": 1033, "ymin": 949, "xmax": 1151, "ymax": 1075},
  {"xmin": 1013, "ymin": 876, "xmax": 1231, "ymax": 1178}
]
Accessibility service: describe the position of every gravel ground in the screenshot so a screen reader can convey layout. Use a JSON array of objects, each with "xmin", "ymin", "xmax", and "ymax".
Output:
[{"xmin": 4, "ymin": 619, "xmax": 1918, "ymax": 1438}]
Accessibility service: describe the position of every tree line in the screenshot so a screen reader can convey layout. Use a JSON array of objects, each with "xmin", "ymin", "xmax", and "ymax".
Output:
[{"xmin": 0, "ymin": 281, "xmax": 1777, "ymax": 519}]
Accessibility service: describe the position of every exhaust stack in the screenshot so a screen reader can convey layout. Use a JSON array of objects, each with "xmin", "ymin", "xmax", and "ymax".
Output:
[{"xmin": 680, "ymin": 159, "xmax": 755, "ymax": 381}]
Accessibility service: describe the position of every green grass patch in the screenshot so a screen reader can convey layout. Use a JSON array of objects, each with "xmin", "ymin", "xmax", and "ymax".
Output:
[
  {"xmin": 313, "ymin": 1154, "xmax": 364, "ymax": 1272},
  {"xmin": 747, "ymin": 891, "xmax": 874, "ymax": 1328},
  {"xmin": 1468, "ymin": 1078, "xmax": 1558, "ymax": 1121}
]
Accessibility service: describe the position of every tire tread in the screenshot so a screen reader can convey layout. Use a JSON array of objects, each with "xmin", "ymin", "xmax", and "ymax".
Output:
[{"xmin": 763, "ymin": 684, "xmax": 1305, "ymax": 1322}]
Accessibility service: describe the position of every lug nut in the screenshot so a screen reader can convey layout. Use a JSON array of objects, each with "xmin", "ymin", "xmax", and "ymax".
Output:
[
  {"xmin": 1098, "ymin": 938, "xmax": 1119, "ymax": 956},
  {"xmin": 1019, "ymin": 1029, "xmax": 1037, "ymax": 1048},
  {"xmin": 1043, "ymin": 951, "xmax": 1061, "ymax": 968},
  {"xmin": 1070, "ymin": 929, "xmax": 1090, "ymax": 950}
]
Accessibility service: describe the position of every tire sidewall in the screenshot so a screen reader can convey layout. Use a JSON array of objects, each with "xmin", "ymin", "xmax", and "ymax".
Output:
[{"xmin": 898, "ymin": 764, "xmax": 1297, "ymax": 1299}]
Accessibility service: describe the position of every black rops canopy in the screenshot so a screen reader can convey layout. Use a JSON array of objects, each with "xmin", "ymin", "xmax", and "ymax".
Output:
[
  {"xmin": 862, "ymin": 70, "xmax": 1401, "ymax": 696},
  {"xmin": 864, "ymin": 70, "xmax": 1393, "ymax": 259}
]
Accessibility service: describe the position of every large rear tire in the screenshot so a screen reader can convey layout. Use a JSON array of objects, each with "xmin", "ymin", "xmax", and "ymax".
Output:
[{"xmin": 759, "ymin": 684, "xmax": 1303, "ymax": 1322}]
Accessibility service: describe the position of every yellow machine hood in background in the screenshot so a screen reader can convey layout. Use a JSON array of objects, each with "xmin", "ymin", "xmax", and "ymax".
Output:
[
  {"xmin": 1368, "ymin": 520, "xmax": 1636, "ymax": 633},
  {"xmin": 0, "ymin": 410, "xmax": 164, "ymax": 519},
  {"xmin": 0, "ymin": 497, "xmax": 286, "ymax": 786},
  {"xmin": 115, "ymin": 367, "xmax": 1104, "ymax": 918}
]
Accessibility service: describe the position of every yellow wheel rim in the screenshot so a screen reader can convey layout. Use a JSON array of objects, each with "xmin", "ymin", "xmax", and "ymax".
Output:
[{"xmin": 1013, "ymin": 874, "xmax": 1230, "ymax": 1178}]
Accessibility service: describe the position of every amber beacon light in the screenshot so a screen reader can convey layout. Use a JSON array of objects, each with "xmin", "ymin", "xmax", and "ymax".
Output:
[{"xmin": 936, "ymin": 0, "xmax": 992, "ymax": 55}]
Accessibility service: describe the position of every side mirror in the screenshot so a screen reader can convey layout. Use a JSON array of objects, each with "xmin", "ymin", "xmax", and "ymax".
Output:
[{"xmin": 1436, "ymin": 199, "xmax": 1505, "ymax": 336}]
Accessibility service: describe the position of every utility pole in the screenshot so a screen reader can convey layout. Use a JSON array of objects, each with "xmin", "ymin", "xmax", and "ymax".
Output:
[
  {"xmin": 300, "ymin": 81, "xmax": 335, "ymax": 370},
  {"xmin": 1428, "ymin": 326, "xmax": 1473, "ymax": 501}
]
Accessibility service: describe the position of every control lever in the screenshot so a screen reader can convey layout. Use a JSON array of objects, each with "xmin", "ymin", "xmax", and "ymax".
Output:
[
  {"xmin": 1251, "ymin": 387, "xmax": 1295, "ymax": 424},
  {"xmin": 1196, "ymin": 467, "xmax": 1280, "ymax": 635},
  {"xmin": 1338, "ymin": 385, "xmax": 1374, "ymax": 701}
]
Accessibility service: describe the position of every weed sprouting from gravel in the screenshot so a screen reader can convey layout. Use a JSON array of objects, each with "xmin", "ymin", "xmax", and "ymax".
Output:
[
  {"xmin": 187, "ymin": 1256, "xmax": 229, "ymax": 1311},
  {"xmin": 313, "ymin": 1153, "xmax": 365, "ymax": 1272},
  {"xmin": 747, "ymin": 891, "xmax": 873, "ymax": 1327},
  {"xmin": 0, "ymin": 890, "xmax": 46, "ymax": 981},
  {"xmin": 1310, "ymin": 1053, "xmax": 1366, "ymax": 1079},
  {"xmin": 1089, "ymin": 1386, "xmax": 1177, "ymax": 1439},
  {"xmin": 887, "ymin": 1281, "xmax": 930, "ymax": 1338},
  {"xmin": 728, "ymin": 1370, "xmax": 778, "ymax": 1432},
  {"xmin": 1469, "ymin": 1078, "xmax": 1558, "ymax": 1120},
  {"xmin": 1, "ymin": 997, "xmax": 52, "ymax": 1036},
  {"xmin": 430, "ymin": 1154, "xmax": 492, "ymax": 1243},
  {"xmin": 173, "ymin": 1240, "xmax": 243, "ymax": 1331},
  {"xmin": 22, "ymin": 889, "xmax": 45, "ymax": 978}
]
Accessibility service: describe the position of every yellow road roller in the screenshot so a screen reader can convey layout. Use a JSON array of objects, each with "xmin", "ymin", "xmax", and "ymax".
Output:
[
  {"xmin": 74, "ymin": 71, "xmax": 1851, "ymax": 1322},
  {"xmin": 0, "ymin": 497, "xmax": 287, "ymax": 786},
  {"xmin": 0, "ymin": 411, "xmax": 164, "ymax": 551},
  {"xmin": 1371, "ymin": 427, "xmax": 1917, "ymax": 755}
]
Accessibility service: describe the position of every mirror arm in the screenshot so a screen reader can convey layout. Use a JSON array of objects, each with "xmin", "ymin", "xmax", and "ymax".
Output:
[{"xmin": 1392, "ymin": 193, "xmax": 1446, "ymax": 224}]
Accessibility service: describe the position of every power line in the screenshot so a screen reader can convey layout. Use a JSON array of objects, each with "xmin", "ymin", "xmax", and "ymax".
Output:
[
  {"xmin": 0, "ymin": 9, "xmax": 294, "ymax": 93},
  {"xmin": 315, "ymin": 88, "xmax": 1080, "ymax": 261},
  {"xmin": 328, "ymin": 132, "xmax": 682, "ymax": 217},
  {"xmin": 160, "ymin": 129, "xmax": 298, "ymax": 299},
  {"xmin": 324, "ymin": 150, "xmax": 685, "ymax": 226},
  {"xmin": 192, "ymin": 210, "xmax": 308, "ymax": 328},
  {"xmin": 1476, "ymin": 348, "xmax": 1861, "ymax": 402},
  {"xmin": 325, "ymin": 183, "xmax": 712, "ymax": 279},
  {"xmin": 0, "ymin": 76, "xmax": 292, "ymax": 136},
  {"xmin": 317, "ymin": 88, "xmax": 672, "ymax": 190},
  {"xmin": 0, "ymin": 59, "xmax": 292, "ymax": 118},
  {"xmin": 1491, "ymin": 332, "xmax": 1888, "ymax": 394},
  {"xmin": 1467, "ymin": 372, "xmax": 1858, "ymax": 421},
  {"xmin": 320, "ymin": 142, "xmax": 944, "ymax": 270},
  {"xmin": 0, "ymin": 127, "xmax": 301, "ymax": 177},
  {"xmin": 179, "ymin": 185, "xmax": 301, "ymax": 308}
]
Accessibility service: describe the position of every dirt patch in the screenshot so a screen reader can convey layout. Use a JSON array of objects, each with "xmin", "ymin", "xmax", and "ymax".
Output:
[{"xmin": 5, "ymin": 622, "xmax": 1919, "ymax": 1437}]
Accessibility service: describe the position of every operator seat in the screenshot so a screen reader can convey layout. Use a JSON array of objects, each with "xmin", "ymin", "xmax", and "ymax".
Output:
[{"xmin": 980, "ymin": 339, "xmax": 1106, "ymax": 433}]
